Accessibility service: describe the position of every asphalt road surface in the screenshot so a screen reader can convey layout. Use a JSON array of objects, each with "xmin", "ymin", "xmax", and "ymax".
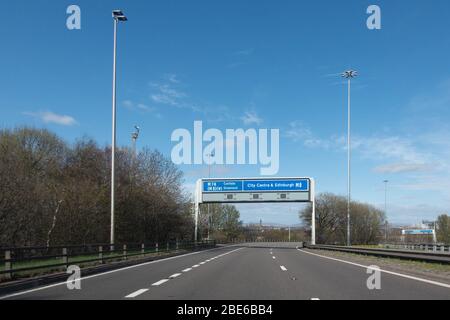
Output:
[{"xmin": 1, "ymin": 243, "xmax": 449, "ymax": 300}]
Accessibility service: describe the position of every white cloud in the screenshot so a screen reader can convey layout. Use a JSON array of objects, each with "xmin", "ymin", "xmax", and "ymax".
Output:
[
  {"xmin": 122, "ymin": 100, "xmax": 157, "ymax": 114},
  {"xmin": 284, "ymin": 121, "xmax": 330, "ymax": 149},
  {"xmin": 150, "ymin": 83, "xmax": 187, "ymax": 107},
  {"xmin": 285, "ymin": 122, "xmax": 450, "ymax": 193},
  {"xmin": 373, "ymin": 163, "xmax": 431, "ymax": 174},
  {"xmin": 165, "ymin": 73, "xmax": 180, "ymax": 84},
  {"xmin": 23, "ymin": 111, "xmax": 77, "ymax": 126},
  {"xmin": 241, "ymin": 111, "xmax": 263, "ymax": 126},
  {"xmin": 149, "ymin": 75, "xmax": 232, "ymax": 120},
  {"xmin": 350, "ymin": 136, "xmax": 426, "ymax": 164},
  {"xmin": 136, "ymin": 103, "xmax": 155, "ymax": 112}
]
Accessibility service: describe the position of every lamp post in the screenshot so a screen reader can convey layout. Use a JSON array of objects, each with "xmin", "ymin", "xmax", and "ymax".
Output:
[
  {"xmin": 110, "ymin": 10, "xmax": 127, "ymax": 249},
  {"xmin": 206, "ymin": 151, "xmax": 215, "ymax": 240},
  {"xmin": 384, "ymin": 180, "xmax": 389, "ymax": 242},
  {"xmin": 131, "ymin": 125, "xmax": 140, "ymax": 158},
  {"xmin": 342, "ymin": 70, "xmax": 358, "ymax": 246}
]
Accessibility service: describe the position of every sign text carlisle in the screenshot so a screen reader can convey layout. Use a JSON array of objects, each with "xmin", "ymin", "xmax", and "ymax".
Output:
[{"xmin": 200, "ymin": 178, "xmax": 311, "ymax": 204}]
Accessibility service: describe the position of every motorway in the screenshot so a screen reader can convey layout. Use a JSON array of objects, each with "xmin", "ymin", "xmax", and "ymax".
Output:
[{"xmin": 1, "ymin": 243, "xmax": 450, "ymax": 300}]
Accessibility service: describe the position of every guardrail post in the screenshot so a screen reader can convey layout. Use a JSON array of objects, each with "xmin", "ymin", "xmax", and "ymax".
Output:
[
  {"xmin": 141, "ymin": 243, "xmax": 145, "ymax": 256},
  {"xmin": 99, "ymin": 246, "xmax": 104, "ymax": 264},
  {"xmin": 441, "ymin": 246, "xmax": 445, "ymax": 253},
  {"xmin": 62, "ymin": 248, "xmax": 68, "ymax": 268},
  {"xmin": 5, "ymin": 250, "xmax": 12, "ymax": 280},
  {"xmin": 433, "ymin": 245, "xmax": 437, "ymax": 252},
  {"xmin": 123, "ymin": 244, "xmax": 127, "ymax": 260},
  {"xmin": 155, "ymin": 243, "xmax": 159, "ymax": 253}
]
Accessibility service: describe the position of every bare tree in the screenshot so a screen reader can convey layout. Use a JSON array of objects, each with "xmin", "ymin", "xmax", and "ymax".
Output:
[{"xmin": 300, "ymin": 193, "xmax": 385, "ymax": 245}]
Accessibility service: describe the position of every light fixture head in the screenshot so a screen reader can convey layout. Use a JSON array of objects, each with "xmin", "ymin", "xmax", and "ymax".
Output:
[
  {"xmin": 112, "ymin": 10, "xmax": 127, "ymax": 21},
  {"xmin": 342, "ymin": 70, "xmax": 358, "ymax": 79},
  {"xmin": 132, "ymin": 125, "xmax": 140, "ymax": 140}
]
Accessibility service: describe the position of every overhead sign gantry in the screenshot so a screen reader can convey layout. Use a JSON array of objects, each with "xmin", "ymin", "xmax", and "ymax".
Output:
[{"xmin": 194, "ymin": 177, "xmax": 316, "ymax": 244}]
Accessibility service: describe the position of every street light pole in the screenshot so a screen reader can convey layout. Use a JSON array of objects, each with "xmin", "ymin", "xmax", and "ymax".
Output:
[
  {"xmin": 384, "ymin": 180, "xmax": 389, "ymax": 242},
  {"xmin": 342, "ymin": 70, "xmax": 357, "ymax": 247},
  {"xmin": 110, "ymin": 10, "xmax": 127, "ymax": 249},
  {"xmin": 131, "ymin": 125, "xmax": 140, "ymax": 159},
  {"xmin": 206, "ymin": 151, "xmax": 215, "ymax": 240}
]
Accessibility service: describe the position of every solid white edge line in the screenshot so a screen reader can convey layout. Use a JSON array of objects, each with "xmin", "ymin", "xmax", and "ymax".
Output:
[
  {"xmin": 152, "ymin": 279, "xmax": 169, "ymax": 286},
  {"xmin": 298, "ymin": 249, "xmax": 450, "ymax": 290},
  {"xmin": 280, "ymin": 266, "xmax": 287, "ymax": 271},
  {"xmin": 125, "ymin": 288, "xmax": 149, "ymax": 298},
  {"xmin": 0, "ymin": 245, "xmax": 241, "ymax": 300}
]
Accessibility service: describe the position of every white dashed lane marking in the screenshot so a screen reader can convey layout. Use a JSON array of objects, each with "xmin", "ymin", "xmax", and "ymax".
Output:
[
  {"xmin": 125, "ymin": 247, "xmax": 245, "ymax": 298},
  {"xmin": 152, "ymin": 279, "xmax": 169, "ymax": 286},
  {"xmin": 125, "ymin": 289, "xmax": 149, "ymax": 298},
  {"xmin": 280, "ymin": 266, "xmax": 287, "ymax": 271}
]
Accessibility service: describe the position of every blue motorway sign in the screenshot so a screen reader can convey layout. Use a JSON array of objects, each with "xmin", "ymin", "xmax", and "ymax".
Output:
[
  {"xmin": 203, "ymin": 180, "xmax": 243, "ymax": 192},
  {"xmin": 203, "ymin": 178, "xmax": 309, "ymax": 193},
  {"xmin": 402, "ymin": 229, "xmax": 434, "ymax": 235}
]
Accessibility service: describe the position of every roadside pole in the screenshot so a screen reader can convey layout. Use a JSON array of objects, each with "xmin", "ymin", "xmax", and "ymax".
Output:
[
  {"xmin": 194, "ymin": 179, "xmax": 201, "ymax": 242},
  {"xmin": 311, "ymin": 178, "xmax": 316, "ymax": 245}
]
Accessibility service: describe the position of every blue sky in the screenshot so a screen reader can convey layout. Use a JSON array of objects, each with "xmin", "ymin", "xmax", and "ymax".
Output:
[{"xmin": 1, "ymin": 0, "xmax": 450, "ymax": 225}]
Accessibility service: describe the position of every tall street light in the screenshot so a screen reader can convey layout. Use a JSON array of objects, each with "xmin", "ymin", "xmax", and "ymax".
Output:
[
  {"xmin": 131, "ymin": 125, "xmax": 140, "ymax": 159},
  {"xmin": 383, "ymin": 180, "xmax": 389, "ymax": 242},
  {"xmin": 206, "ymin": 151, "xmax": 215, "ymax": 240},
  {"xmin": 110, "ymin": 10, "xmax": 127, "ymax": 249},
  {"xmin": 342, "ymin": 70, "xmax": 358, "ymax": 246}
]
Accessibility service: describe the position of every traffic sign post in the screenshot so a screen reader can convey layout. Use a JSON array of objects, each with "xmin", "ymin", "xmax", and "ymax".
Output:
[{"xmin": 194, "ymin": 177, "xmax": 316, "ymax": 245}]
